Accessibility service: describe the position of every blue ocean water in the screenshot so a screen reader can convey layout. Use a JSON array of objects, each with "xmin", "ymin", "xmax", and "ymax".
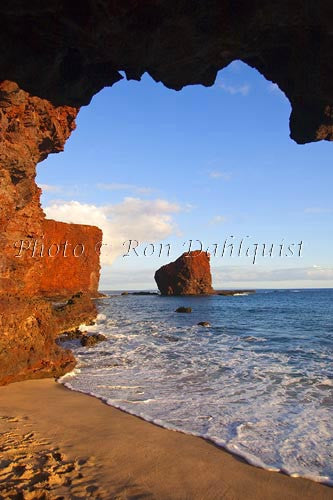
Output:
[{"xmin": 59, "ymin": 289, "xmax": 333, "ymax": 484}]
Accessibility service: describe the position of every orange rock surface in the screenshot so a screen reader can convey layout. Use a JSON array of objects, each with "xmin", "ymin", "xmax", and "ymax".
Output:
[
  {"xmin": 0, "ymin": 293, "xmax": 97, "ymax": 385},
  {"xmin": 155, "ymin": 251, "xmax": 214, "ymax": 295},
  {"xmin": 0, "ymin": 80, "xmax": 80, "ymax": 295},
  {"xmin": 38, "ymin": 219, "xmax": 101, "ymax": 297},
  {"xmin": 0, "ymin": 81, "xmax": 102, "ymax": 384}
]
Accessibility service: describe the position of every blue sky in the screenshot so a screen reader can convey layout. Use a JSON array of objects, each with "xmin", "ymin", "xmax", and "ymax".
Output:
[{"xmin": 37, "ymin": 61, "xmax": 333, "ymax": 289}]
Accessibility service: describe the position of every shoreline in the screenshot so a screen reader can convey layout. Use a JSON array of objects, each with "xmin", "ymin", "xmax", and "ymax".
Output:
[
  {"xmin": 0, "ymin": 379, "xmax": 332, "ymax": 499},
  {"xmin": 60, "ymin": 373, "xmax": 331, "ymax": 486}
]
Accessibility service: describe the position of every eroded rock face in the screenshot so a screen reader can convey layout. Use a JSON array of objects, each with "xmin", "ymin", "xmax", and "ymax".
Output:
[
  {"xmin": 0, "ymin": 81, "xmax": 101, "ymax": 384},
  {"xmin": 155, "ymin": 251, "xmax": 214, "ymax": 296},
  {"xmin": 0, "ymin": 2, "xmax": 332, "ymax": 143},
  {"xmin": 38, "ymin": 220, "xmax": 101, "ymax": 297},
  {"xmin": 0, "ymin": 80, "xmax": 101, "ymax": 298},
  {"xmin": 0, "ymin": 293, "xmax": 97, "ymax": 385},
  {"xmin": 0, "ymin": 80, "xmax": 79, "ymax": 295}
]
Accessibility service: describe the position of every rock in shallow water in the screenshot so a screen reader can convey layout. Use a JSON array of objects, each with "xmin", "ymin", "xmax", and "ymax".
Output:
[
  {"xmin": 0, "ymin": 294, "xmax": 97, "ymax": 385},
  {"xmin": 155, "ymin": 251, "xmax": 214, "ymax": 296},
  {"xmin": 59, "ymin": 329, "xmax": 85, "ymax": 341},
  {"xmin": 175, "ymin": 307, "xmax": 192, "ymax": 313},
  {"xmin": 80, "ymin": 334, "xmax": 106, "ymax": 347}
]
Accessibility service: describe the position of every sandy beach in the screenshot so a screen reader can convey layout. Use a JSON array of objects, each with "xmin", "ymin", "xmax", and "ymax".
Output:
[{"xmin": 0, "ymin": 379, "xmax": 332, "ymax": 499}]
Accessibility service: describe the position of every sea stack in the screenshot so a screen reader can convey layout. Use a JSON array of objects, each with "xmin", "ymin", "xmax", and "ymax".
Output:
[{"xmin": 154, "ymin": 251, "xmax": 214, "ymax": 296}]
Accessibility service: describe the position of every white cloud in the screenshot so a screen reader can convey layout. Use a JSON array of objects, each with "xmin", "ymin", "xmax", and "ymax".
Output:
[
  {"xmin": 44, "ymin": 198, "xmax": 181, "ymax": 266},
  {"xmin": 209, "ymin": 215, "xmax": 227, "ymax": 225},
  {"xmin": 218, "ymin": 81, "xmax": 250, "ymax": 96},
  {"xmin": 304, "ymin": 207, "xmax": 333, "ymax": 214},
  {"xmin": 39, "ymin": 184, "xmax": 62, "ymax": 193},
  {"xmin": 96, "ymin": 183, "xmax": 154, "ymax": 194},
  {"xmin": 208, "ymin": 170, "xmax": 231, "ymax": 180}
]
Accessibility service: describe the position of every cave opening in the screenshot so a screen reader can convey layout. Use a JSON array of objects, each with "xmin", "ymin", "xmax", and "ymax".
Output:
[
  {"xmin": 1, "ymin": 4, "xmax": 333, "ymax": 492},
  {"xmin": 36, "ymin": 61, "xmax": 333, "ymax": 291}
]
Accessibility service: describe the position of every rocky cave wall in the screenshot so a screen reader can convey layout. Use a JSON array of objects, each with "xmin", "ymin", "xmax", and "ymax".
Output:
[
  {"xmin": 0, "ymin": 81, "xmax": 101, "ymax": 384},
  {"xmin": 0, "ymin": 1, "xmax": 333, "ymax": 383},
  {"xmin": 0, "ymin": 1, "xmax": 333, "ymax": 144},
  {"xmin": 0, "ymin": 80, "xmax": 101, "ymax": 298}
]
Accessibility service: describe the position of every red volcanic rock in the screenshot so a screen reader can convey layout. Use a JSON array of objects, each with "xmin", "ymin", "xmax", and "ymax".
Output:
[
  {"xmin": 0, "ymin": 81, "xmax": 101, "ymax": 298},
  {"xmin": 0, "ymin": 293, "xmax": 97, "ymax": 385},
  {"xmin": 0, "ymin": 80, "xmax": 79, "ymax": 296},
  {"xmin": 38, "ymin": 220, "xmax": 102, "ymax": 297},
  {"xmin": 0, "ymin": 297, "xmax": 75, "ymax": 385},
  {"xmin": 0, "ymin": 81, "xmax": 102, "ymax": 384},
  {"xmin": 155, "ymin": 251, "xmax": 214, "ymax": 296}
]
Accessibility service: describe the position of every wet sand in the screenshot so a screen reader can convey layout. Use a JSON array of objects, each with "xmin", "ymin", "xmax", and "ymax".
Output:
[{"xmin": 0, "ymin": 379, "xmax": 332, "ymax": 499}]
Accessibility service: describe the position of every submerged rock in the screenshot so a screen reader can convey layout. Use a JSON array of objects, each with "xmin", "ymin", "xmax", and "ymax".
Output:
[
  {"xmin": 197, "ymin": 321, "xmax": 211, "ymax": 327},
  {"xmin": 80, "ymin": 334, "xmax": 106, "ymax": 347},
  {"xmin": 59, "ymin": 329, "xmax": 85, "ymax": 341},
  {"xmin": 155, "ymin": 251, "xmax": 214, "ymax": 296},
  {"xmin": 175, "ymin": 307, "xmax": 192, "ymax": 313},
  {"xmin": 84, "ymin": 319, "xmax": 96, "ymax": 326},
  {"xmin": 164, "ymin": 335, "xmax": 180, "ymax": 342}
]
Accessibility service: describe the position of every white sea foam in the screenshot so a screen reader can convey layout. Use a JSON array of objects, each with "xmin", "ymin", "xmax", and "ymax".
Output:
[
  {"xmin": 320, "ymin": 379, "xmax": 333, "ymax": 387},
  {"xmin": 97, "ymin": 313, "xmax": 107, "ymax": 322},
  {"xmin": 58, "ymin": 366, "xmax": 81, "ymax": 381}
]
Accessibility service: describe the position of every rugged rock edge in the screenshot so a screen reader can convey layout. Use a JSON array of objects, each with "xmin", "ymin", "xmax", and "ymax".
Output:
[
  {"xmin": 0, "ymin": 1, "xmax": 332, "ymax": 144},
  {"xmin": 0, "ymin": 81, "xmax": 102, "ymax": 384}
]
